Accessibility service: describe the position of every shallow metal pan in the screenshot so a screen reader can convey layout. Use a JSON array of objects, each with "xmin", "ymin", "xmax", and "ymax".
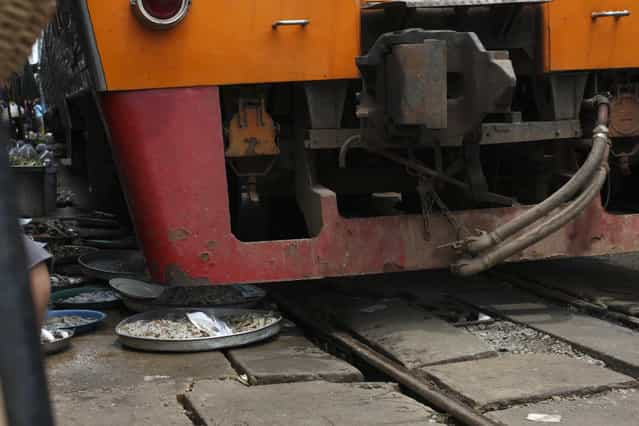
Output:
[
  {"xmin": 78, "ymin": 250, "xmax": 147, "ymax": 280},
  {"xmin": 115, "ymin": 308, "xmax": 281, "ymax": 352},
  {"xmin": 81, "ymin": 237, "xmax": 138, "ymax": 250},
  {"xmin": 51, "ymin": 287, "xmax": 121, "ymax": 310},
  {"xmin": 42, "ymin": 330, "xmax": 74, "ymax": 355},
  {"xmin": 51, "ymin": 245, "xmax": 99, "ymax": 266},
  {"xmin": 119, "ymin": 294, "xmax": 259, "ymax": 313},
  {"xmin": 110, "ymin": 278, "xmax": 266, "ymax": 312},
  {"xmin": 109, "ymin": 278, "xmax": 165, "ymax": 300},
  {"xmin": 45, "ymin": 309, "xmax": 107, "ymax": 334}
]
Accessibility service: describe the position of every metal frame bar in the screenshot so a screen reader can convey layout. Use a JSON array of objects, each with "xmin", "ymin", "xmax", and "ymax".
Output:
[
  {"xmin": 71, "ymin": 0, "xmax": 107, "ymax": 91},
  {"xmin": 305, "ymin": 121, "xmax": 582, "ymax": 150}
]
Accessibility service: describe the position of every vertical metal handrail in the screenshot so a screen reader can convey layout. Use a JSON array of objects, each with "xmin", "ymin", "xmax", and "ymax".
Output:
[{"xmin": 0, "ymin": 123, "xmax": 54, "ymax": 426}]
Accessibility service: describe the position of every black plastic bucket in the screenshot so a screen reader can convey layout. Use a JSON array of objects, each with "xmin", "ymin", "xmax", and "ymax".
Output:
[{"xmin": 11, "ymin": 165, "xmax": 57, "ymax": 217}]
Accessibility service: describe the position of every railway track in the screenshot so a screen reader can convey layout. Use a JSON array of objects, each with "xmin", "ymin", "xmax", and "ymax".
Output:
[
  {"xmin": 49, "ymin": 255, "xmax": 639, "ymax": 426},
  {"xmin": 264, "ymin": 258, "xmax": 639, "ymax": 426}
]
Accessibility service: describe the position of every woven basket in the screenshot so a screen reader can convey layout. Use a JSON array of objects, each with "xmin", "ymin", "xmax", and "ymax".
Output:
[{"xmin": 0, "ymin": 0, "xmax": 56, "ymax": 81}]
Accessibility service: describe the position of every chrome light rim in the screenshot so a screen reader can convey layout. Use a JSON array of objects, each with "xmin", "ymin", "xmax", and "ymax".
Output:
[{"xmin": 130, "ymin": 0, "xmax": 191, "ymax": 30}]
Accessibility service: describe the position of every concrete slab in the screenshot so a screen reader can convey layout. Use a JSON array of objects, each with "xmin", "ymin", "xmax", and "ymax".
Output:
[
  {"xmin": 330, "ymin": 297, "xmax": 495, "ymax": 368},
  {"xmin": 227, "ymin": 333, "xmax": 363, "ymax": 385},
  {"xmin": 423, "ymin": 354, "xmax": 635, "ymax": 410},
  {"xmin": 454, "ymin": 287, "xmax": 639, "ymax": 376},
  {"xmin": 52, "ymin": 381, "xmax": 191, "ymax": 426},
  {"xmin": 328, "ymin": 269, "xmax": 496, "ymax": 302},
  {"xmin": 185, "ymin": 380, "xmax": 445, "ymax": 425},
  {"xmin": 501, "ymin": 259, "xmax": 639, "ymax": 315},
  {"xmin": 330, "ymin": 269, "xmax": 477, "ymax": 296},
  {"xmin": 487, "ymin": 388, "xmax": 639, "ymax": 426},
  {"xmin": 47, "ymin": 334, "xmax": 235, "ymax": 394}
]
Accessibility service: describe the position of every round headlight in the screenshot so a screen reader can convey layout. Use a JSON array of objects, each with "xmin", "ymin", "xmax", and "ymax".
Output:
[{"xmin": 131, "ymin": 0, "xmax": 191, "ymax": 29}]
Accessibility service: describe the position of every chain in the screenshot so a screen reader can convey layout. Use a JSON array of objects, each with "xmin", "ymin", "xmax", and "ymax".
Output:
[
  {"xmin": 416, "ymin": 176, "xmax": 435, "ymax": 240},
  {"xmin": 430, "ymin": 188, "xmax": 471, "ymax": 243},
  {"xmin": 405, "ymin": 150, "xmax": 471, "ymax": 246},
  {"xmin": 414, "ymin": 172, "xmax": 471, "ymax": 245}
]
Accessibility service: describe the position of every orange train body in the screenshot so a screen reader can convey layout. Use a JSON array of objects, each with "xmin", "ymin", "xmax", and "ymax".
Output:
[
  {"xmin": 86, "ymin": 0, "xmax": 361, "ymax": 90},
  {"xmin": 543, "ymin": 0, "xmax": 639, "ymax": 71},
  {"xmin": 86, "ymin": 0, "xmax": 639, "ymax": 88}
]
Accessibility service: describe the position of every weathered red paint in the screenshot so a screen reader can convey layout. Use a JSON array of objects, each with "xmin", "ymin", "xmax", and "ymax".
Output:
[{"xmin": 101, "ymin": 87, "xmax": 639, "ymax": 286}]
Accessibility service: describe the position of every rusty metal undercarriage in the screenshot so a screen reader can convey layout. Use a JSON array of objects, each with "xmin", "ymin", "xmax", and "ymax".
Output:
[{"xmin": 98, "ymin": 87, "xmax": 639, "ymax": 287}]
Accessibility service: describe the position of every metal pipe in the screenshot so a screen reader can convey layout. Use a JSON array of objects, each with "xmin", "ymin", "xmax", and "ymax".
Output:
[
  {"xmin": 453, "ymin": 160, "xmax": 609, "ymax": 276},
  {"xmin": 0, "ymin": 127, "xmax": 54, "ymax": 426},
  {"xmin": 338, "ymin": 135, "xmax": 362, "ymax": 169},
  {"xmin": 365, "ymin": 147, "xmax": 470, "ymax": 190},
  {"xmin": 464, "ymin": 103, "xmax": 610, "ymax": 254},
  {"xmin": 597, "ymin": 100, "xmax": 610, "ymax": 124}
]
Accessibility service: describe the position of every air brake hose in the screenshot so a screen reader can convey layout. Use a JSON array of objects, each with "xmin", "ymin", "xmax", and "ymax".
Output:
[
  {"xmin": 452, "ymin": 152, "xmax": 609, "ymax": 277},
  {"xmin": 464, "ymin": 102, "xmax": 610, "ymax": 254}
]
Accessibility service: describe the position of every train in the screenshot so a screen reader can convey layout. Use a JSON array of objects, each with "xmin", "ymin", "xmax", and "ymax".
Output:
[{"xmin": 40, "ymin": 0, "xmax": 639, "ymax": 286}]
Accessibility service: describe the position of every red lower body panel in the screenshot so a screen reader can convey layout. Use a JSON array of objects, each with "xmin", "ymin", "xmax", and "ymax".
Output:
[{"xmin": 101, "ymin": 87, "xmax": 639, "ymax": 286}]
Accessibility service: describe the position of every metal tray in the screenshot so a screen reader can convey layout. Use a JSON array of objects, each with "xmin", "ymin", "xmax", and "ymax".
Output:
[
  {"xmin": 155, "ymin": 284, "xmax": 267, "ymax": 307},
  {"xmin": 50, "ymin": 274, "xmax": 93, "ymax": 292},
  {"xmin": 81, "ymin": 237, "xmax": 138, "ymax": 250},
  {"xmin": 79, "ymin": 250, "xmax": 147, "ymax": 280},
  {"xmin": 120, "ymin": 294, "xmax": 259, "ymax": 313},
  {"xmin": 45, "ymin": 309, "xmax": 107, "ymax": 334},
  {"xmin": 109, "ymin": 278, "xmax": 165, "ymax": 300},
  {"xmin": 111, "ymin": 279, "xmax": 266, "ymax": 311},
  {"xmin": 53, "ymin": 263, "xmax": 84, "ymax": 276},
  {"xmin": 51, "ymin": 287, "xmax": 121, "ymax": 310},
  {"xmin": 115, "ymin": 308, "xmax": 281, "ymax": 352},
  {"xmin": 42, "ymin": 330, "xmax": 74, "ymax": 355},
  {"xmin": 52, "ymin": 245, "xmax": 99, "ymax": 266},
  {"xmin": 59, "ymin": 216, "xmax": 121, "ymax": 229}
]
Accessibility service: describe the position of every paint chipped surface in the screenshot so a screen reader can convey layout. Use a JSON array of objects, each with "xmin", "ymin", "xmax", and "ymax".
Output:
[
  {"xmin": 168, "ymin": 228, "xmax": 191, "ymax": 243},
  {"xmin": 104, "ymin": 88, "xmax": 639, "ymax": 287}
]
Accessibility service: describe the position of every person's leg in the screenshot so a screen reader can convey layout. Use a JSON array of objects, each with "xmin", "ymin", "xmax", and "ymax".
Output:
[{"xmin": 29, "ymin": 262, "xmax": 50, "ymax": 329}]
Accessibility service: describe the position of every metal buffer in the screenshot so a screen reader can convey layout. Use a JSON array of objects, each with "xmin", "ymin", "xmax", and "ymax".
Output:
[{"xmin": 356, "ymin": 29, "xmax": 516, "ymax": 146}]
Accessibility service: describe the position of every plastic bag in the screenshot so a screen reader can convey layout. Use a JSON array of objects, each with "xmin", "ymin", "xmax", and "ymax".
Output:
[{"xmin": 187, "ymin": 312, "xmax": 233, "ymax": 337}]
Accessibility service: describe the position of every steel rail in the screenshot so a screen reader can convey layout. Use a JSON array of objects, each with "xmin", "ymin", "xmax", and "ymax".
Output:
[{"xmin": 272, "ymin": 292, "xmax": 501, "ymax": 426}]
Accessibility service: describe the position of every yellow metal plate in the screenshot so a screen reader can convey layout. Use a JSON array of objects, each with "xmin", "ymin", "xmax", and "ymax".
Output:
[{"xmin": 226, "ymin": 103, "xmax": 279, "ymax": 158}]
